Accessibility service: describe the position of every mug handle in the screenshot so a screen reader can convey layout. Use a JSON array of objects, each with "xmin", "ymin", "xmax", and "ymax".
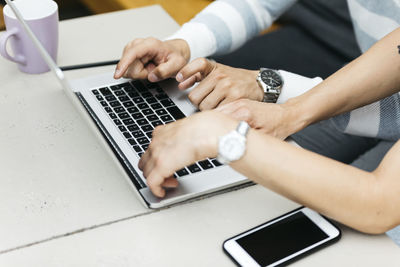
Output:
[{"xmin": 0, "ymin": 28, "xmax": 26, "ymax": 64}]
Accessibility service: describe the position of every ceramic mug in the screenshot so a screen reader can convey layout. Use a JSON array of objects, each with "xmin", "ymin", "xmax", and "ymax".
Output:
[{"xmin": 0, "ymin": 0, "xmax": 59, "ymax": 74}]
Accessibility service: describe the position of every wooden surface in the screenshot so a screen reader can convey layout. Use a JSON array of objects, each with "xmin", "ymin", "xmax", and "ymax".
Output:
[
  {"xmin": 0, "ymin": 5, "xmax": 4, "ymax": 30},
  {"xmin": 80, "ymin": 0, "xmax": 212, "ymax": 25}
]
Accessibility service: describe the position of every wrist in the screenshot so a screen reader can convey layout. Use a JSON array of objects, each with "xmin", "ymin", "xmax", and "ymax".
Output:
[
  {"xmin": 251, "ymin": 70, "xmax": 264, "ymax": 102},
  {"xmin": 280, "ymin": 97, "xmax": 313, "ymax": 136},
  {"xmin": 167, "ymin": 39, "xmax": 191, "ymax": 63},
  {"xmin": 197, "ymin": 112, "xmax": 237, "ymax": 159}
]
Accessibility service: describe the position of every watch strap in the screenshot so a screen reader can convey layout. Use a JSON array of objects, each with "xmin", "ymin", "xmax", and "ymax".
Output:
[
  {"xmin": 263, "ymin": 92, "xmax": 280, "ymax": 103},
  {"xmin": 217, "ymin": 121, "xmax": 250, "ymax": 165},
  {"xmin": 237, "ymin": 121, "xmax": 250, "ymax": 136}
]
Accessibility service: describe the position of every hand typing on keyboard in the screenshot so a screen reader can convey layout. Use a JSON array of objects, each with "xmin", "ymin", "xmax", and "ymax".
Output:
[
  {"xmin": 138, "ymin": 110, "xmax": 237, "ymax": 198},
  {"xmin": 114, "ymin": 38, "xmax": 190, "ymax": 83},
  {"xmin": 175, "ymin": 58, "xmax": 263, "ymax": 111}
]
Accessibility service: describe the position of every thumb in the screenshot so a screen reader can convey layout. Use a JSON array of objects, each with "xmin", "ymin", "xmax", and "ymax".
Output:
[{"xmin": 148, "ymin": 56, "xmax": 186, "ymax": 82}]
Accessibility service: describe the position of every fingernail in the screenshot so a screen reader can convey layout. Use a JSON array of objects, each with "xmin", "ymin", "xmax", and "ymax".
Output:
[
  {"xmin": 149, "ymin": 72, "xmax": 159, "ymax": 82},
  {"xmin": 114, "ymin": 69, "xmax": 122, "ymax": 77},
  {"xmin": 176, "ymin": 72, "xmax": 183, "ymax": 82}
]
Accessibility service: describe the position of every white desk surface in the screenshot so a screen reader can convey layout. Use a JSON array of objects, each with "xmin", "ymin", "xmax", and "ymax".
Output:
[{"xmin": 0, "ymin": 5, "xmax": 399, "ymax": 266}]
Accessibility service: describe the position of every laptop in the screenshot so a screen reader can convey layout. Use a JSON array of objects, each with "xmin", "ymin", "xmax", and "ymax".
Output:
[{"xmin": 7, "ymin": 0, "xmax": 249, "ymax": 208}]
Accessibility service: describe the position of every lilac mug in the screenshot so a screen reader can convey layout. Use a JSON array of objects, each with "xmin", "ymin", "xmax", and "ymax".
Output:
[{"xmin": 0, "ymin": 0, "xmax": 58, "ymax": 74}]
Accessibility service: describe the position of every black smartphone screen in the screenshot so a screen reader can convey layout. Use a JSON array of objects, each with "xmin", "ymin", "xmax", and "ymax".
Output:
[{"xmin": 236, "ymin": 211, "xmax": 329, "ymax": 266}]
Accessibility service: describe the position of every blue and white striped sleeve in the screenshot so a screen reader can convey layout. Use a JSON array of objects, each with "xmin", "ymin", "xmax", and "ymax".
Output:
[{"xmin": 167, "ymin": 0, "xmax": 297, "ymax": 61}]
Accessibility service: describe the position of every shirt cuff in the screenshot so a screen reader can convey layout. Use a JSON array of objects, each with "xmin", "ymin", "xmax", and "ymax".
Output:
[
  {"xmin": 164, "ymin": 22, "xmax": 217, "ymax": 62},
  {"xmin": 276, "ymin": 70, "xmax": 323, "ymax": 104}
]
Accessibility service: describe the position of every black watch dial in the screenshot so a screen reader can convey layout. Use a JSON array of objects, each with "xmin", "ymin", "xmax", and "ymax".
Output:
[{"xmin": 260, "ymin": 69, "xmax": 283, "ymax": 90}]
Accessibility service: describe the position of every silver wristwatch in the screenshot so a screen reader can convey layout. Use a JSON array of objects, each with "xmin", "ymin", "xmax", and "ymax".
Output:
[
  {"xmin": 256, "ymin": 68, "xmax": 284, "ymax": 103},
  {"xmin": 217, "ymin": 121, "xmax": 250, "ymax": 165}
]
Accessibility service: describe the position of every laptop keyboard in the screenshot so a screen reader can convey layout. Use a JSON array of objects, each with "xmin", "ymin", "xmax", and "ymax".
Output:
[{"xmin": 91, "ymin": 80, "xmax": 223, "ymax": 178}]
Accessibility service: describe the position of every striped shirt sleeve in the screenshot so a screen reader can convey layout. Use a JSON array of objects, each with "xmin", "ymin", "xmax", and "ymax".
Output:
[
  {"xmin": 167, "ymin": 0, "xmax": 297, "ymax": 61},
  {"xmin": 331, "ymin": 0, "xmax": 400, "ymax": 141}
]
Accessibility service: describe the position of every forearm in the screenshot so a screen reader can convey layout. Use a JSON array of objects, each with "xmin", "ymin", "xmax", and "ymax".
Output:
[
  {"xmin": 231, "ymin": 130, "xmax": 393, "ymax": 233},
  {"xmin": 282, "ymin": 28, "xmax": 400, "ymax": 133},
  {"xmin": 141, "ymin": 110, "xmax": 399, "ymax": 231}
]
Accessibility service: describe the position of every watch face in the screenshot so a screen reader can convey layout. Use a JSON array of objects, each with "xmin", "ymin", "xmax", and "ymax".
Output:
[
  {"xmin": 220, "ymin": 134, "xmax": 246, "ymax": 162},
  {"xmin": 260, "ymin": 69, "xmax": 283, "ymax": 90}
]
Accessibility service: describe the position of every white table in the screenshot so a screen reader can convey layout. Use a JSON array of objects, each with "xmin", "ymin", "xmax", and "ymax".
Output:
[{"xmin": 0, "ymin": 5, "xmax": 399, "ymax": 266}]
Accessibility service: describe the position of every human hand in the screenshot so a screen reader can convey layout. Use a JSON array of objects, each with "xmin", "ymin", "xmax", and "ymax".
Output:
[
  {"xmin": 138, "ymin": 111, "xmax": 236, "ymax": 197},
  {"xmin": 216, "ymin": 99, "xmax": 295, "ymax": 140},
  {"xmin": 114, "ymin": 38, "xmax": 190, "ymax": 82},
  {"xmin": 175, "ymin": 58, "xmax": 263, "ymax": 110}
]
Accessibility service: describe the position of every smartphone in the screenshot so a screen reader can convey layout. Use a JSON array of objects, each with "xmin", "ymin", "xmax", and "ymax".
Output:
[{"xmin": 223, "ymin": 207, "xmax": 341, "ymax": 267}]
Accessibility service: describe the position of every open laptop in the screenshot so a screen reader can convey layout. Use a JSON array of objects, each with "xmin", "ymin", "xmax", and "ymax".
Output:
[{"xmin": 7, "ymin": 0, "xmax": 249, "ymax": 208}]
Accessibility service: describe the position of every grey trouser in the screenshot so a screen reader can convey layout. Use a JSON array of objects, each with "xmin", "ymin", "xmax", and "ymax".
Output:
[{"xmin": 292, "ymin": 119, "xmax": 400, "ymax": 246}]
